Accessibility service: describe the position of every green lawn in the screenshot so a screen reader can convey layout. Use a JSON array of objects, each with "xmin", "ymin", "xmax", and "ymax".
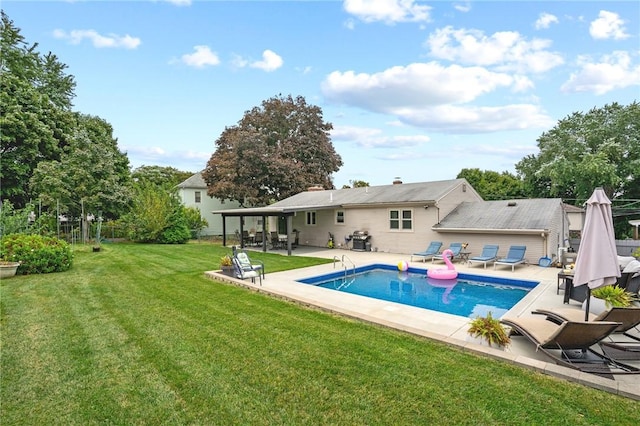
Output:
[{"xmin": 1, "ymin": 242, "xmax": 637, "ymax": 425}]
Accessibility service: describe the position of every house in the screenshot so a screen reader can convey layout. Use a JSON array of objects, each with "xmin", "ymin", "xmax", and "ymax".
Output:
[
  {"xmin": 215, "ymin": 178, "xmax": 483, "ymax": 254},
  {"xmin": 176, "ymin": 172, "xmax": 247, "ymax": 237},
  {"xmin": 214, "ymin": 178, "xmax": 571, "ymax": 262},
  {"xmin": 432, "ymin": 198, "xmax": 570, "ymax": 264}
]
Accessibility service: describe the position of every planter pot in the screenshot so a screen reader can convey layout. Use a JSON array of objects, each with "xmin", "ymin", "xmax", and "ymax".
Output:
[
  {"xmin": 220, "ymin": 266, "xmax": 236, "ymax": 277},
  {"xmin": 0, "ymin": 262, "xmax": 21, "ymax": 279},
  {"xmin": 465, "ymin": 334, "xmax": 509, "ymax": 351},
  {"xmin": 582, "ymin": 296, "xmax": 608, "ymax": 315}
]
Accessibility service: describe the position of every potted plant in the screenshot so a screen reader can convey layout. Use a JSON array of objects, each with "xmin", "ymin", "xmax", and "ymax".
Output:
[
  {"xmin": 219, "ymin": 255, "xmax": 235, "ymax": 277},
  {"xmin": 0, "ymin": 260, "xmax": 21, "ymax": 279},
  {"xmin": 585, "ymin": 285, "xmax": 636, "ymax": 314},
  {"xmin": 466, "ymin": 312, "xmax": 511, "ymax": 349}
]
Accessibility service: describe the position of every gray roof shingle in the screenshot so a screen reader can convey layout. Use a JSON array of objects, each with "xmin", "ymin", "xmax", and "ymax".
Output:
[{"xmin": 433, "ymin": 198, "xmax": 564, "ymax": 231}]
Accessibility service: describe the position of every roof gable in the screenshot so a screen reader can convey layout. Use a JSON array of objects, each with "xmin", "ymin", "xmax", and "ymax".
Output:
[{"xmin": 177, "ymin": 172, "xmax": 206, "ymax": 189}]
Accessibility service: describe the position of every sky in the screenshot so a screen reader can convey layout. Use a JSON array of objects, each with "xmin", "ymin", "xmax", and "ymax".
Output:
[{"xmin": 4, "ymin": 1, "xmax": 640, "ymax": 188}]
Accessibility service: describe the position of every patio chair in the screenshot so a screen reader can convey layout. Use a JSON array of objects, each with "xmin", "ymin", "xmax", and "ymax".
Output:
[
  {"xmin": 233, "ymin": 246, "xmax": 265, "ymax": 280},
  {"xmin": 270, "ymin": 231, "xmax": 282, "ymax": 250},
  {"xmin": 532, "ymin": 306, "xmax": 640, "ymax": 359},
  {"xmin": 494, "ymin": 245, "xmax": 527, "ymax": 272},
  {"xmin": 468, "ymin": 245, "xmax": 499, "ymax": 269},
  {"xmin": 410, "ymin": 241, "xmax": 442, "ymax": 262},
  {"xmin": 500, "ymin": 315, "xmax": 639, "ymax": 377},
  {"xmin": 432, "ymin": 242, "xmax": 463, "ymax": 264},
  {"xmin": 231, "ymin": 255, "xmax": 262, "ymax": 285}
]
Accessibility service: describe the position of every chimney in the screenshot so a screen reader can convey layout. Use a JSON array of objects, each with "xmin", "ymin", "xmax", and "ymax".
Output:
[{"xmin": 392, "ymin": 177, "xmax": 402, "ymax": 185}]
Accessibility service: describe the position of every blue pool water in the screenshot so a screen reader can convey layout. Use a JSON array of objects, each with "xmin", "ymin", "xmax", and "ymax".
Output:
[{"xmin": 297, "ymin": 264, "xmax": 539, "ymax": 319}]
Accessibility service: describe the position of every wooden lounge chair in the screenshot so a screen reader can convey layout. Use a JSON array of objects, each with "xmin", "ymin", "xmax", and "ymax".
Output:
[
  {"xmin": 432, "ymin": 242, "xmax": 463, "ymax": 264},
  {"xmin": 468, "ymin": 245, "xmax": 499, "ymax": 269},
  {"xmin": 410, "ymin": 241, "xmax": 442, "ymax": 262},
  {"xmin": 494, "ymin": 245, "xmax": 527, "ymax": 272},
  {"xmin": 533, "ymin": 306, "xmax": 640, "ymax": 359},
  {"xmin": 500, "ymin": 315, "xmax": 639, "ymax": 377}
]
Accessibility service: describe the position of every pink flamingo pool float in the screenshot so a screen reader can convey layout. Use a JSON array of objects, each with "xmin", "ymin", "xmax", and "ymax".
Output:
[{"xmin": 427, "ymin": 249, "xmax": 458, "ymax": 280}]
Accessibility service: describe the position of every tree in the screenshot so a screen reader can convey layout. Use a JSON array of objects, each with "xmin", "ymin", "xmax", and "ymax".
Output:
[
  {"xmin": 203, "ymin": 94, "xmax": 343, "ymax": 206},
  {"xmin": 122, "ymin": 183, "xmax": 191, "ymax": 244},
  {"xmin": 515, "ymin": 102, "xmax": 640, "ymax": 204},
  {"xmin": 0, "ymin": 12, "xmax": 76, "ymax": 207},
  {"xmin": 29, "ymin": 114, "xmax": 132, "ymax": 240},
  {"xmin": 132, "ymin": 165, "xmax": 194, "ymax": 189},
  {"xmin": 457, "ymin": 169, "xmax": 525, "ymax": 200}
]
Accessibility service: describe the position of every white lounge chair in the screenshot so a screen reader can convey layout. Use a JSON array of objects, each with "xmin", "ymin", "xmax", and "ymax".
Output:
[{"xmin": 468, "ymin": 245, "xmax": 499, "ymax": 269}]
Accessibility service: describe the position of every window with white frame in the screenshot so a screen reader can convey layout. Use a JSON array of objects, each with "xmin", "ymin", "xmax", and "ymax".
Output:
[
  {"xmin": 335, "ymin": 210, "xmax": 345, "ymax": 224},
  {"xmin": 306, "ymin": 211, "xmax": 317, "ymax": 226},
  {"xmin": 195, "ymin": 191, "xmax": 201, "ymax": 203},
  {"xmin": 389, "ymin": 209, "xmax": 412, "ymax": 230}
]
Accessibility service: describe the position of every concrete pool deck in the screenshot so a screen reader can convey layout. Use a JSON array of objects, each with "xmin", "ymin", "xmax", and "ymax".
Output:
[{"xmin": 205, "ymin": 247, "xmax": 640, "ymax": 400}]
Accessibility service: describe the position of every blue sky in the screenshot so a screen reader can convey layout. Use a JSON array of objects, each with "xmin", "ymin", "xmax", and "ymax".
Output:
[{"xmin": 5, "ymin": 1, "xmax": 639, "ymax": 187}]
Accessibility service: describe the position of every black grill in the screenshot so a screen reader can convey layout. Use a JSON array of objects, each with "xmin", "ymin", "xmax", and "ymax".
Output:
[{"xmin": 351, "ymin": 231, "xmax": 371, "ymax": 251}]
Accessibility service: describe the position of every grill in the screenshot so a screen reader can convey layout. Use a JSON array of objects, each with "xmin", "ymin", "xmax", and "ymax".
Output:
[{"xmin": 351, "ymin": 231, "xmax": 371, "ymax": 251}]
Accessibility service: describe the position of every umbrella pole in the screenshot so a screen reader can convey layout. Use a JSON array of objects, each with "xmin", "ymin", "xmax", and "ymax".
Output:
[{"xmin": 584, "ymin": 288, "xmax": 591, "ymax": 321}]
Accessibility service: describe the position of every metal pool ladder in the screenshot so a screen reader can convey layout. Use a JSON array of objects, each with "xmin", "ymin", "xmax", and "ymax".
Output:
[{"xmin": 333, "ymin": 255, "xmax": 356, "ymax": 289}]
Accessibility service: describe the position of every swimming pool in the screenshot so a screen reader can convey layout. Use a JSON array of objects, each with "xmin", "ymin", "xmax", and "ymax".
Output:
[{"xmin": 297, "ymin": 264, "xmax": 539, "ymax": 319}]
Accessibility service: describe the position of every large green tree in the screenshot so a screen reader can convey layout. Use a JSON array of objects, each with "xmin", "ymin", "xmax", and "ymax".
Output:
[
  {"xmin": 203, "ymin": 94, "xmax": 343, "ymax": 206},
  {"xmin": 0, "ymin": 11, "xmax": 76, "ymax": 207},
  {"xmin": 29, "ymin": 114, "xmax": 132, "ymax": 238},
  {"xmin": 132, "ymin": 165, "xmax": 194, "ymax": 189},
  {"xmin": 457, "ymin": 169, "xmax": 525, "ymax": 200},
  {"xmin": 515, "ymin": 102, "xmax": 640, "ymax": 204}
]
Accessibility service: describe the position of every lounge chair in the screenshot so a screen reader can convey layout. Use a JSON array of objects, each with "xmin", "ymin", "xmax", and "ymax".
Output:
[
  {"xmin": 468, "ymin": 245, "xmax": 499, "ymax": 269},
  {"xmin": 494, "ymin": 245, "xmax": 527, "ymax": 272},
  {"xmin": 500, "ymin": 315, "xmax": 639, "ymax": 377},
  {"xmin": 231, "ymin": 256, "xmax": 262, "ymax": 285},
  {"xmin": 432, "ymin": 242, "xmax": 463, "ymax": 264},
  {"xmin": 233, "ymin": 246, "xmax": 265, "ymax": 280},
  {"xmin": 533, "ymin": 306, "xmax": 640, "ymax": 359},
  {"xmin": 410, "ymin": 241, "xmax": 442, "ymax": 262}
]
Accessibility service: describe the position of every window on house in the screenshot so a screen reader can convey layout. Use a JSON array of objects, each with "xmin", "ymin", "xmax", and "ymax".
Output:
[
  {"xmin": 389, "ymin": 209, "xmax": 412, "ymax": 230},
  {"xmin": 336, "ymin": 210, "xmax": 345, "ymax": 224},
  {"xmin": 306, "ymin": 211, "xmax": 316, "ymax": 226},
  {"xmin": 195, "ymin": 191, "xmax": 201, "ymax": 203}
]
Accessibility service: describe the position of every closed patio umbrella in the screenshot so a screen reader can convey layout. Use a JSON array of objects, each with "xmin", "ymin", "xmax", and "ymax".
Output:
[{"xmin": 572, "ymin": 188, "xmax": 620, "ymax": 320}]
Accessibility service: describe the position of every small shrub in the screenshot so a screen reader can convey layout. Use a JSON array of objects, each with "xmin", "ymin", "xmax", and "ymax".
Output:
[
  {"xmin": 467, "ymin": 312, "xmax": 511, "ymax": 347},
  {"xmin": 0, "ymin": 234, "xmax": 73, "ymax": 275}
]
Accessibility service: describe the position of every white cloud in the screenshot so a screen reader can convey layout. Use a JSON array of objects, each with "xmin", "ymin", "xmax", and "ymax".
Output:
[
  {"xmin": 331, "ymin": 125, "xmax": 430, "ymax": 148},
  {"xmin": 250, "ymin": 50, "xmax": 283, "ymax": 72},
  {"xmin": 395, "ymin": 104, "xmax": 554, "ymax": 133},
  {"xmin": 322, "ymin": 62, "xmax": 522, "ymax": 111},
  {"xmin": 125, "ymin": 145, "xmax": 210, "ymax": 168},
  {"xmin": 52, "ymin": 29, "xmax": 141, "ymax": 49},
  {"xmin": 343, "ymin": 0, "xmax": 431, "ymax": 24},
  {"xmin": 590, "ymin": 10, "xmax": 629, "ymax": 40},
  {"xmin": 561, "ymin": 51, "xmax": 640, "ymax": 95},
  {"xmin": 425, "ymin": 26, "xmax": 563, "ymax": 73},
  {"xmin": 180, "ymin": 45, "xmax": 220, "ymax": 68},
  {"xmin": 534, "ymin": 12, "xmax": 559, "ymax": 30},
  {"xmin": 453, "ymin": 2, "xmax": 471, "ymax": 13},
  {"xmin": 163, "ymin": 0, "xmax": 191, "ymax": 6}
]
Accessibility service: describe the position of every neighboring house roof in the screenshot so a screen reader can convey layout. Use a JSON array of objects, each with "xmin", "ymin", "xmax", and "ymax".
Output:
[
  {"xmin": 433, "ymin": 198, "xmax": 564, "ymax": 233},
  {"xmin": 176, "ymin": 172, "xmax": 206, "ymax": 189},
  {"xmin": 563, "ymin": 203, "xmax": 584, "ymax": 213},
  {"xmin": 213, "ymin": 179, "xmax": 473, "ymax": 216}
]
